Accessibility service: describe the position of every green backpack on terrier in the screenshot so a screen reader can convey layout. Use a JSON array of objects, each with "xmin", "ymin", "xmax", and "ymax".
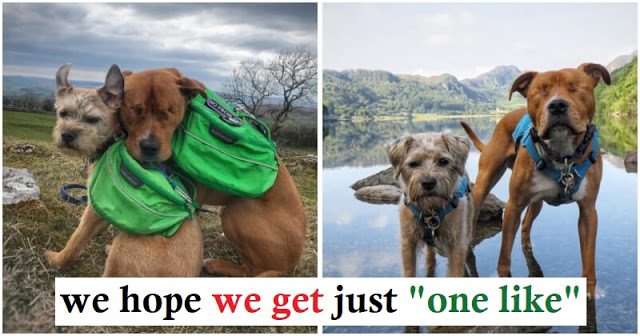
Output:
[
  {"xmin": 89, "ymin": 141, "xmax": 198, "ymax": 237},
  {"xmin": 171, "ymin": 88, "xmax": 279, "ymax": 197}
]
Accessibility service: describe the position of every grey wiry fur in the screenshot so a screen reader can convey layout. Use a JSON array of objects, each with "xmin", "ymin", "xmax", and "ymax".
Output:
[
  {"xmin": 387, "ymin": 132, "xmax": 473, "ymax": 277},
  {"xmin": 53, "ymin": 64, "xmax": 124, "ymax": 157}
]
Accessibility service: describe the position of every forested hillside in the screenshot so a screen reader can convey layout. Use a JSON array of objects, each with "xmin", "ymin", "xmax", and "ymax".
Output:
[{"xmin": 323, "ymin": 66, "xmax": 525, "ymax": 119}]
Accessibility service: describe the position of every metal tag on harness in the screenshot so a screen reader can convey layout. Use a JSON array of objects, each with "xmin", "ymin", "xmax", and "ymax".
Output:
[
  {"xmin": 422, "ymin": 209, "xmax": 441, "ymax": 230},
  {"xmin": 558, "ymin": 160, "xmax": 579, "ymax": 198}
]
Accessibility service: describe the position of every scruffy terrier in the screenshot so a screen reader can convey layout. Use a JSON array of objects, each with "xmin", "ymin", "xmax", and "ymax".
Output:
[
  {"xmin": 46, "ymin": 64, "xmax": 203, "ymax": 277},
  {"xmin": 387, "ymin": 133, "xmax": 473, "ymax": 277},
  {"xmin": 52, "ymin": 63, "xmax": 123, "ymax": 161},
  {"xmin": 46, "ymin": 63, "xmax": 124, "ymax": 267}
]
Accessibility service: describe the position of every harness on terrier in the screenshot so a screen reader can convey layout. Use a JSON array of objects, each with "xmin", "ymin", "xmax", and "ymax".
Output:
[
  {"xmin": 513, "ymin": 113, "xmax": 599, "ymax": 206},
  {"xmin": 171, "ymin": 88, "xmax": 279, "ymax": 197},
  {"xmin": 403, "ymin": 176, "xmax": 470, "ymax": 246},
  {"xmin": 60, "ymin": 130, "xmax": 128, "ymax": 205},
  {"xmin": 89, "ymin": 141, "xmax": 199, "ymax": 237}
]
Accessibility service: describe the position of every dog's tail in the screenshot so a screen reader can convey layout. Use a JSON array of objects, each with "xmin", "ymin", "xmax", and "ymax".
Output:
[{"xmin": 460, "ymin": 121, "xmax": 485, "ymax": 152}]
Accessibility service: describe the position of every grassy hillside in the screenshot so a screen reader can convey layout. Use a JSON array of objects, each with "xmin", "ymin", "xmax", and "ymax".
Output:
[
  {"xmin": 3, "ymin": 110, "xmax": 57, "ymax": 142},
  {"xmin": 2, "ymin": 110, "xmax": 317, "ymax": 333},
  {"xmin": 594, "ymin": 58, "xmax": 637, "ymax": 155}
]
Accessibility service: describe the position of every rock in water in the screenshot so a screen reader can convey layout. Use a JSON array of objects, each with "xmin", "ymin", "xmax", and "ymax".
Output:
[
  {"xmin": 625, "ymin": 150, "xmax": 637, "ymax": 173},
  {"xmin": 350, "ymin": 167, "xmax": 398, "ymax": 190},
  {"xmin": 3, "ymin": 167, "xmax": 40, "ymax": 205},
  {"xmin": 354, "ymin": 185, "xmax": 402, "ymax": 204}
]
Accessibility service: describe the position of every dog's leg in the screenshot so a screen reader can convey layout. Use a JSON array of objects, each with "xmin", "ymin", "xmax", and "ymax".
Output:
[
  {"xmin": 448, "ymin": 245, "xmax": 467, "ymax": 277},
  {"xmin": 255, "ymin": 270, "xmax": 287, "ymax": 277},
  {"xmin": 520, "ymin": 200, "xmax": 543, "ymax": 252},
  {"xmin": 472, "ymin": 150, "xmax": 509, "ymax": 225},
  {"xmin": 577, "ymin": 200, "xmax": 598, "ymax": 299},
  {"xmin": 497, "ymin": 198, "xmax": 527, "ymax": 277},
  {"xmin": 203, "ymin": 258, "xmax": 250, "ymax": 277},
  {"xmin": 45, "ymin": 205, "xmax": 108, "ymax": 268},
  {"xmin": 425, "ymin": 245, "xmax": 436, "ymax": 277},
  {"xmin": 466, "ymin": 249, "xmax": 479, "ymax": 277},
  {"xmin": 401, "ymin": 237, "xmax": 418, "ymax": 277}
]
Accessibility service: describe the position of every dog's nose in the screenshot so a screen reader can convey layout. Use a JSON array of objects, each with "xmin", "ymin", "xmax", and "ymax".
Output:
[
  {"xmin": 61, "ymin": 131, "xmax": 77, "ymax": 144},
  {"xmin": 421, "ymin": 177, "xmax": 437, "ymax": 191},
  {"xmin": 139, "ymin": 138, "xmax": 160, "ymax": 157},
  {"xmin": 548, "ymin": 98, "xmax": 569, "ymax": 115}
]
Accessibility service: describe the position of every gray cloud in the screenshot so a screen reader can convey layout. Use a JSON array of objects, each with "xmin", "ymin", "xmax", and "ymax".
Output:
[{"xmin": 2, "ymin": 3, "xmax": 317, "ymax": 88}]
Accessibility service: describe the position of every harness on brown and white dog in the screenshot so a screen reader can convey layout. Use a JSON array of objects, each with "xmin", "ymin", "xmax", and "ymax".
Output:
[{"xmin": 513, "ymin": 113, "xmax": 599, "ymax": 206}]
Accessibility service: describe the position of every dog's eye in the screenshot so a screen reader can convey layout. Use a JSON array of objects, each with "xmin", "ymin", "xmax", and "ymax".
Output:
[
  {"xmin": 438, "ymin": 158, "xmax": 450, "ymax": 167},
  {"xmin": 408, "ymin": 161, "xmax": 421, "ymax": 168},
  {"xmin": 540, "ymin": 88, "xmax": 548, "ymax": 97},
  {"xmin": 85, "ymin": 117, "xmax": 100, "ymax": 124},
  {"xmin": 568, "ymin": 83, "xmax": 577, "ymax": 92},
  {"xmin": 59, "ymin": 111, "xmax": 69, "ymax": 118}
]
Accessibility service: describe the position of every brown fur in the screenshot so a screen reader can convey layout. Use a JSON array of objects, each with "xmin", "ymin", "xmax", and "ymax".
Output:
[
  {"xmin": 118, "ymin": 68, "xmax": 306, "ymax": 277},
  {"xmin": 460, "ymin": 64, "xmax": 610, "ymax": 298},
  {"xmin": 388, "ymin": 133, "xmax": 474, "ymax": 277},
  {"xmin": 45, "ymin": 64, "xmax": 203, "ymax": 277}
]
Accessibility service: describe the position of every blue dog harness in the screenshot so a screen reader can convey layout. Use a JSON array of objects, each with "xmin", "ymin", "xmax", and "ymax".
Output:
[
  {"xmin": 513, "ymin": 113, "xmax": 599, "ymax": 206},
  {"xmin": 404, "ymin": 176, "xmax": 470, "ymax": 246}
]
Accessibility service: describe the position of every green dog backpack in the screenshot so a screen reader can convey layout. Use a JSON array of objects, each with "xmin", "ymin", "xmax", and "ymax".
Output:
[
  {"xmin": 89, "ymin": 141, "xmax": 198, "ymax": 237},
  {"xmin": 171, "ymin": 88, "xmax": 279, "ymax": 197}
]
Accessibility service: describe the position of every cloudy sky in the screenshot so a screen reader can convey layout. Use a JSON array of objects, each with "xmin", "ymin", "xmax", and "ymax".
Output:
[
  {"xmin": 3, "ymin": 3, "xmax": 317, "ymax": 89},
  {"xmin": 325, "ymin": 3, "xmax": 637, "ymax": 79}
]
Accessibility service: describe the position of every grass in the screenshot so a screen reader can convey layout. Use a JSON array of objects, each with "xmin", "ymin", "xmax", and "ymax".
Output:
[
  {"xmin": 2, "ymin": 110, "xmax": 317, "ymax": 333},
  {"xmin": 3, "ymin": 110, "xmax": 57, "ymax": 142}
]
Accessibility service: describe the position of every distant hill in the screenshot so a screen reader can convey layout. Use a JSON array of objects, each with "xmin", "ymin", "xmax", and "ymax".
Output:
[
  {"xmin": 2, "ymin": 75, "xmax": 316, "ymax": 109},
  {"xmin": 3, "ymin": 76, "xmax": 102, "ymax": 98},
  {"xmin": 461, "ymin": 65, "xmax": 521, "ymax": 91},
  {"xmin": 323, "ymin": 66, "xmax": 524, "ymax": 119},
  {"xmin": 606, "ymin": 50, "xmax": 637, "ymax": 73}
]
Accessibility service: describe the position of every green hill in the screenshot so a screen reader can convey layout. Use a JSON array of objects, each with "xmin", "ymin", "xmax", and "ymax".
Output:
[
  {"xmin": 323, "ymin": 67, "xmax": 525, "ymax": 119},
  {"xmin": 594, "ymin": 58, "xmax": 637, "ymax": 155}
]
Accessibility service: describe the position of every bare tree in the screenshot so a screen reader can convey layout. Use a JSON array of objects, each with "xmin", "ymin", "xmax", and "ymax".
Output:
[
  {"xmin": 221, "ymin": 59, "xmax": 275, "ymax": 117},
  {"xmin": 221, "ymin": 47, "xmax": 317, "ymax": 134},
  {"xmin": 266, "ymin": 48, "xmax": 317, "ymax": 134},
  {"xmin": 16, "ymin": 89, "xmax": 39, "ymax": 110},
  {"xmin": 41, "ymin": 97, "xmax": 55, "ymax": 113}
]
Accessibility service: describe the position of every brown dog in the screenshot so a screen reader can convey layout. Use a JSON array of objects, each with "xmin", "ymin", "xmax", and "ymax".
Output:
[
  {"xmin": 47, "ymin": 64, "xmax": 203, "ymax": 277},
  {"xmin": 461, "ymin": 63, "xmax": 610, "ymax": 298},
  {"xmin": 117, "ymin": 68, "xmax": 306, "ymax": 277}
]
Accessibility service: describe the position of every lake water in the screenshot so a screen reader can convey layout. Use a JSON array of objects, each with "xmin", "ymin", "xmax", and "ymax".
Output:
[{"xmin": 322, "ymin": 117, "xmax": 637, "ymax": 333}]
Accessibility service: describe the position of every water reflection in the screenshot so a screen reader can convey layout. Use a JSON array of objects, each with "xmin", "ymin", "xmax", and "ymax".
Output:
[{"xmin": 323, "ymin": 116, "xmax": 636, "ymax": 333}]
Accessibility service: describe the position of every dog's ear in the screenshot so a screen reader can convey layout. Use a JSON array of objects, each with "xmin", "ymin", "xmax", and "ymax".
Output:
[
  {"xmin": 56, "ymin": 63, "xmax": 73, "ymax": 97},
  {"xmin": 509, "ymin": 71, "xmax": 537, "ymax": 100},
  {"xmin": 387, "ymin": 136, "xmax": 414, "ymax": 180},
  {"xmin": 97, "ymin": 64, "xmax": 124, "ymax": 110},
  {"xmin": 122, "ymin": 70, "xmax": 134, "ymax": 77},
  {"xmin": 177, "ymin": 76, "xmax": 207, "ymax": 100},
  {"xmin": 441, "ymin": 134, "xmax": 471, "ymax": 174},
  {"xmin": 578, "ymin": 63, "xmax": 611, "ymax": 87}
]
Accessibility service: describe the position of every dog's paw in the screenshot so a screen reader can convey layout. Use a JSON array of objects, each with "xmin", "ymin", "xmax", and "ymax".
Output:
[
  {"xmin": 202, "ymin": 258, "xmax": 213, "ymax": 269},
  {"xmin": 44, "ymin": 250, "xmax": 65, "ymax": 268}
]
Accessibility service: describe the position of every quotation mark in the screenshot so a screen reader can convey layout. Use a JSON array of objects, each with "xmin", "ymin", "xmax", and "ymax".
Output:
[
  {"xmin": 410, "ymin": 285, "xmax": 424, "ymax": 299},
  {"xmin": 565, "ymin": 285, "xmax": 579, "ymax": 299}
]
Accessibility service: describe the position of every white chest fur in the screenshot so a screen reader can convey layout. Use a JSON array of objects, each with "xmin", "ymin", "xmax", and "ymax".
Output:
[{"xmin": 529, "ymin": 169, "xmax": 589, "ymax": 203}]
